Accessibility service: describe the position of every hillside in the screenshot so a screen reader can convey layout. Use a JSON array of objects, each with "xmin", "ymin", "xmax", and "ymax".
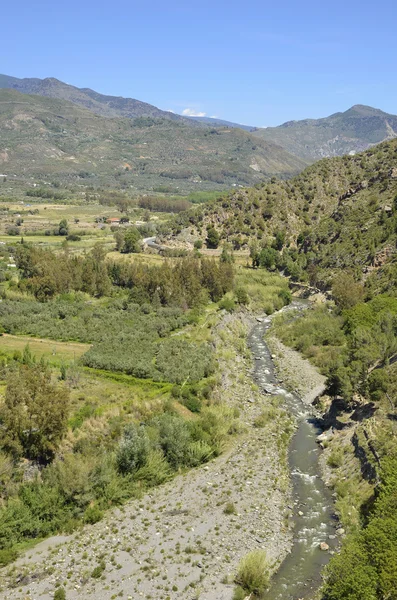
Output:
[
  {"xmin": 254, "ymin": 105, "xmax": 397, "ymax": 161},
  {"xmin": 187, "ymin": 116, "xmax": 256, "ymax": 131},
  {"xmin": 0, "ymin": 89, "xmax": 306, "ymax": 194},
  {"xmin": 164, "ymin": 139, "xmax": 397, "ymax": 281}
]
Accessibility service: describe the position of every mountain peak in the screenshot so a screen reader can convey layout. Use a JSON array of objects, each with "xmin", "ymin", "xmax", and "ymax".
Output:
[{"xmin": 344, "ymin": 104, "xmax": 388, "ymax": 117}]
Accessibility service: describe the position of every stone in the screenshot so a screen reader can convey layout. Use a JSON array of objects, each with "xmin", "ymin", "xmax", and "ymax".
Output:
[
  {"xmin": 336, "ymin": 528, "xmax": 345, "ymax": 536},
  {"xmin": 320, "ymin": 542, "xmax": 329, "ymax": 551}
]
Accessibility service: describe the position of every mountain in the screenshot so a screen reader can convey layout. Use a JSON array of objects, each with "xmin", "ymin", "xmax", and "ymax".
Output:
[
  {"xmin": 2, "ymin": 75, "xmax": 396, "ymax": 165},
  {"xmin": 0, "ymin": 74, "xmax": 258, "ymax": 131},
  {"xmin": 254, "ymin": 105, "xmax": 397, "ymax": 161},
  {"xmin": 187, "ymin": 116, "xmax": 256, "ymax": 131},
  {"xmin": 164, "ymin": 138, "xmax": 397, "ymax": 267},
  {"xmin": 0, "ymin": 74, "xmax": 188, "ymax": 122},
  {"xmin": 0, "ymin": 89, "xmax": 306, "ymax": 194}
]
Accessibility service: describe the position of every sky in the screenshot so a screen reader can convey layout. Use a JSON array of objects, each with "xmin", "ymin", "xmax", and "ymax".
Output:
[{"xmin": 2, "ymin": 0, "xmax": 397, "ymax": 126}]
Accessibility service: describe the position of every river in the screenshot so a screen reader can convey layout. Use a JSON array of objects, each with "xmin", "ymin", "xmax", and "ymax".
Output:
[{"xmin": 247, "ymin": 303, "xmax": 338, "ymax": 600}]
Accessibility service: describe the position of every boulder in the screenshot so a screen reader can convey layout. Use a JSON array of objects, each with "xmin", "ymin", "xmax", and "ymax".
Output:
[{"xmin": 320, "ymin": 542, "xmax": 329, "ymax": 551}]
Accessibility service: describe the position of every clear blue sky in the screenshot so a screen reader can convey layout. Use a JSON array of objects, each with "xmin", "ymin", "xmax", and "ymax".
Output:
[{"xmin": 3, "ymin": 0, "xmax": 397, "ymax": 126}]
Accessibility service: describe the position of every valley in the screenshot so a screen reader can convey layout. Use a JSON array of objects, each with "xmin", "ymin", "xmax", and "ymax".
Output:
[{"xmin": 0, "ymin": 77, "xmax": 397, "ymax": 600}]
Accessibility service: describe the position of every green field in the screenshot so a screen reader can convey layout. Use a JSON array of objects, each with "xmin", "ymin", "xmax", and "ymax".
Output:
[{"xmin": 0, "ymin": 334, "xmax": 90, "ymax": 364}]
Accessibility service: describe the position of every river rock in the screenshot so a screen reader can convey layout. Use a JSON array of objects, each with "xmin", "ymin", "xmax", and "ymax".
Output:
[
  {"xmin": 316, "ymin": 430, "xmax": 333, "ymax": 444},
  {"xmin": 336, "ymin": 528, "xmax": 345, "ymax": 536},
  {"xmin": 319, "ymin": 542, "xmax": 329, "ymax": 551}
]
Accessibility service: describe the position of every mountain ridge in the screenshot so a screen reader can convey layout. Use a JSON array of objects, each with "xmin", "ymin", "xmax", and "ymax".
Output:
[
  {"xmin": 0, "ymin": 74, "xmax": 189, "ymax": 123},
  {"xmin": 255, "ymin": 104, "xmax": 397, "ymax": 160}
]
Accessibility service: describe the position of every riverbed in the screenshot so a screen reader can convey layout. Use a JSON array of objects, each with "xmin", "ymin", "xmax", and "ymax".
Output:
[{"xmin": 247, "ymin": 308, "xmax": 338, "ymax": 600}]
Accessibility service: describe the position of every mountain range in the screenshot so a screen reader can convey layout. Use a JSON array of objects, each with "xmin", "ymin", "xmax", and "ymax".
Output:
[
  {"xmin": 0, "ymin": 73, "xmax": 396, "ymax": 194},
  {"xmin": 0, "ymin": 88, "xmax": 304, "ymax": 195}
]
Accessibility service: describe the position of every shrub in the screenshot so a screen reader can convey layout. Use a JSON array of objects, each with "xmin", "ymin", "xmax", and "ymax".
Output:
[
  {"xmin": 84, "ymin": 504, "xmax": 104, "ymax": 524},
  {"xmin": 235, "ymin": 287, "xmax": 249, "ymax": 305},
  {"xmin": 116, "ymin": 425, "xmax": 151, "ymax": 475},
  {"xmin": 91, "ymin": 561, "xmax": 106, "ymax": 578},
  {"xmin": 0, "ymin": 547, "xmax": 18, "ymax": 566},
  {"xmin": 327, "ymin": 450, "xmax": 343, "ymax": 468},
  {"xmin": 219, "ymin": 297, "xmax": 236, "ymax": 313},
  {"xmin": 235, "ymin": 550, "xmax": 270, "ymax": 594},
  {"xmin": 54, "ymin": 587, "xmax": 66, "ymax": 600},
  {"xmin": 224, "ymin": 502, "xmax": 237, "ymax": 515}
]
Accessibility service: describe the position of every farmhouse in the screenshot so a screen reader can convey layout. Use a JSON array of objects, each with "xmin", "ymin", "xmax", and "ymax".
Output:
[{"xmin": 106, "ymin": 217, "xmax": 121, "ymax": 225}]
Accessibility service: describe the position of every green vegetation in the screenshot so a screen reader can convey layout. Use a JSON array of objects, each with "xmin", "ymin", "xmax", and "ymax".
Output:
[
  {"xmin": 1, "ymin": 237, "xmax": 283, "ymax": 565},
  {"xmin": 235, "ymin": 550, "xmax": 270, "ymax": 596},
  {"xmin": 165, "ymin": 139, "xmax": 397, "ymax": 270},
  {"xmin": 1, "ymin": 361, "xmax": 69, "ymax": 461},
  {"xmin": 323, "ymin": 456, "xmax": 397, "ymax": 600}
]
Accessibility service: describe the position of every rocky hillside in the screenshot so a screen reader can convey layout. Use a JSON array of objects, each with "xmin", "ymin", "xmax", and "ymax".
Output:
[
  {"xmin": 0, "ymin": 89, "xmax": 306, "ymax": 194},
  {"xmin": 165, "ymin": 139, "xmax": 397, "ymax": 287},
  {"xmin": 254, "ymin": 105, "xmax": 397, "ymax": 161}
]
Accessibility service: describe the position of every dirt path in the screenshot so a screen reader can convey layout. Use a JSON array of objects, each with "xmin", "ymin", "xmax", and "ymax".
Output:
[{"xmin": 0, "ymin": 313, "xmax": 293, "ymax": 600}]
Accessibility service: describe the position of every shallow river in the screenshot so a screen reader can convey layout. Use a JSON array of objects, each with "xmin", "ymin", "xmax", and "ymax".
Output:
[{"xmin": 247, "ymin": 303, "xmax": 338, "ymax": 600}]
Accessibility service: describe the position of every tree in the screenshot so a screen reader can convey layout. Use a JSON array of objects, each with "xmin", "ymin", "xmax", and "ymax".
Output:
[
  {"xmin": 258, "ymin": 247, "xmax": 278, "ymax": 270},
  {"xmin": 332, "ymin": 273, "xmax": 364, "ymax": 311},
  {"xmin": 206, "ymin": 227, "xmax": 220, "ymax": 249},
  {"xmin": 58, "ymin": 219, "xmax": 69, "ymax": 236},
  {"xmin": 115, "ymin": 228, "xmax": 142, "ymax": 253},
  {"xmin": 0, "ymin": 364, "xmax": 70, "ymax": 462},
  {"xmin": 220, "ymin": 243, "xmax": 234, "ymax": 264}
]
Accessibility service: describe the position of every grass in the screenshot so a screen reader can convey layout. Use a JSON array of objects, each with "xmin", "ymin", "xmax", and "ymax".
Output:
[
  {"xmin": 235, "ymin": 549, "xmax": 270, "ymax": 595},
  {"xmin": 0, "ymin": 334, "xmax": 90, "ymax": 365}
]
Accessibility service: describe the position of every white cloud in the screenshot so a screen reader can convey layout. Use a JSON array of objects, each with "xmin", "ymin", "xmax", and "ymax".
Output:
[{"xmin": 182, "ymin": 108, "xmax": 206, "ymax": 117}]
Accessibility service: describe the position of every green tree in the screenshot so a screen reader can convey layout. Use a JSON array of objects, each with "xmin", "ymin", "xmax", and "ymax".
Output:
[
  {"xmin": 0, "ymin": 364, "xmax": 70, "ymax": 462},
  {"xmin": 58, "ymin": 219, "xmax": 69, "ymax": 236},
  {"xmin": 115, "ymin": 228, "xmax": 142, "ymax": 253},
  {"xmin": 332, "ymin": 273, "xmax": 364, "ymax": 311},
  {"xmin": 206, "ymin": 227, "xmax": 220, "ymax": 249}
]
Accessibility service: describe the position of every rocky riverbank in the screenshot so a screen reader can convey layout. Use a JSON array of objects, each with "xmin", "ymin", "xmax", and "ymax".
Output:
[{"xmin": 266, "ymin": 335, "xmax": 326, "ymax": 405}]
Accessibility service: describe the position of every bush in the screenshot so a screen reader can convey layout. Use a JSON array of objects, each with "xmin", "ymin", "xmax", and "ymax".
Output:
[
  {"xmin": 54, "ymin": 587, "xmax": 66, "ymax": 600},
  {"xmin": 0, "ymin": 547, "xmax": 18, "ymax": 566},
  {"xmin": 235, "ymin": 287, "xmax": 249, "ymax": 305},
  {"xmin": 224, "ymin": 502, "xmax": 237, "ymax": 515},
  {"xmin": 116, "ymin": 425, "xmax": 151, "ymax": 475},
  {"xmin": 235, "ymin": 550, "xmax": 270, "ymax": 594},
  {"xmin": 83, "ymin": 504, "xmax": 104, "ymax": 524},
  {"xmin": 91, "ymin": 561, "xmax": 106, "ymax": 578},
  {"xmin": 327, "ymin": 449, "xmax": 343, "ymax": 468},
  {"xmin": 219, "ymin": 297, "xmax": 236, "ymax": 313}
]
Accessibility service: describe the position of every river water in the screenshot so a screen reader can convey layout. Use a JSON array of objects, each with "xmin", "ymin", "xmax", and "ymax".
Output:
[{"xmin": 247, "ymin": 304, "xmax": 338, "ymax": 600}]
